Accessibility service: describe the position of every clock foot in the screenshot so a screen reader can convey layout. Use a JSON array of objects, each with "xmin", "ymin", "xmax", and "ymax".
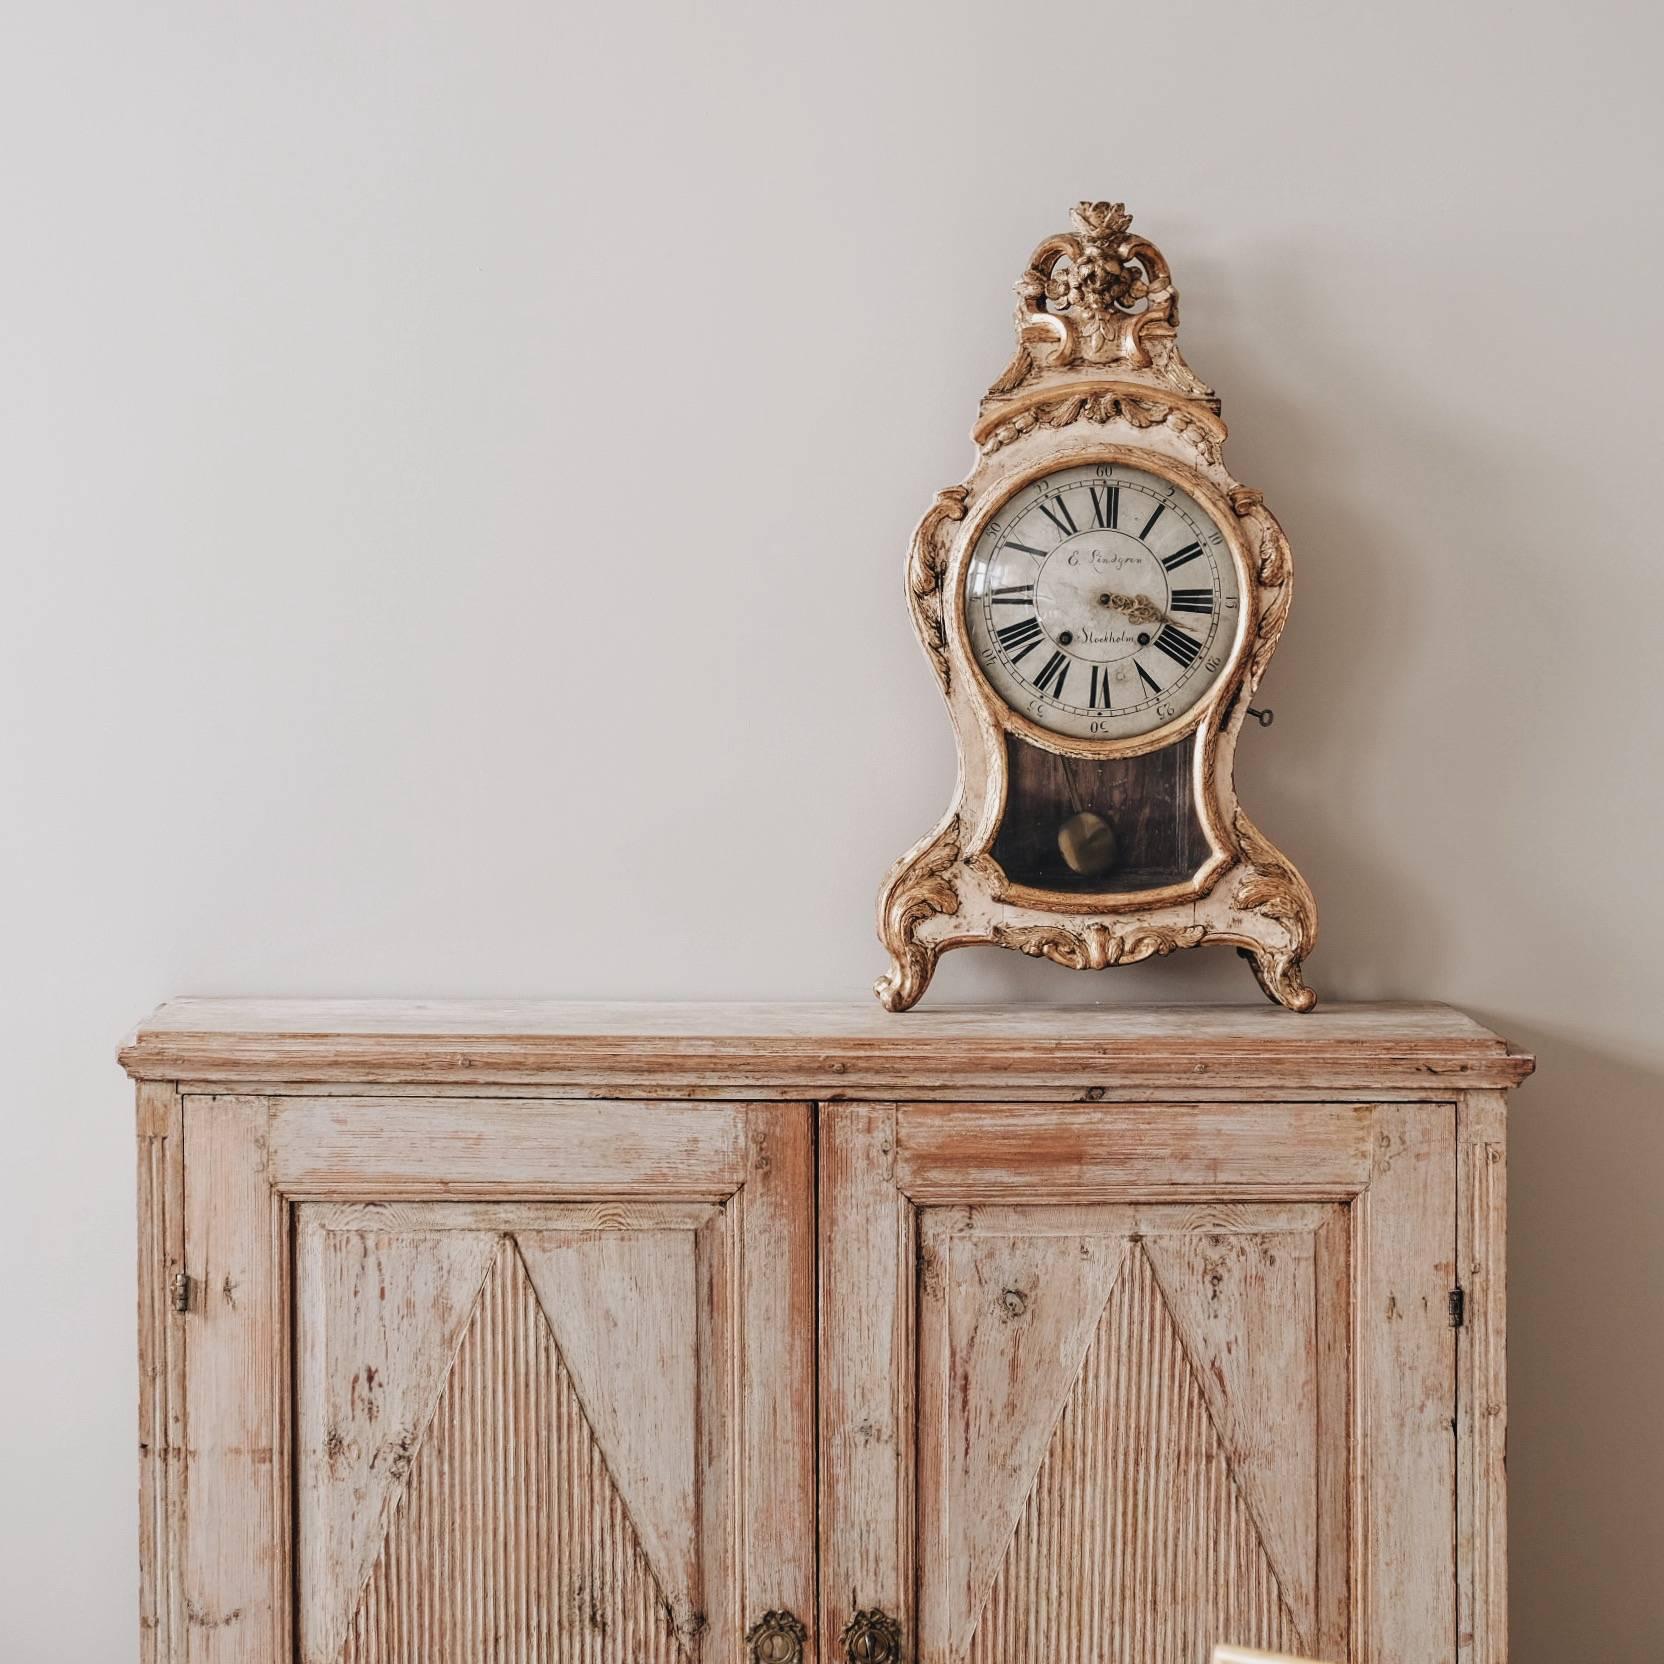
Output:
[
  {"xmin": 1239, "ymin": 945, "xmax": 1317, "ymax": 1012},
  {"xmin": 874, "ymin": 945, "xmax": 938, "ymax": 1013},
  {"xmin": 874, "ymin": 818, "xmax": 964, "ymax": 1012}
]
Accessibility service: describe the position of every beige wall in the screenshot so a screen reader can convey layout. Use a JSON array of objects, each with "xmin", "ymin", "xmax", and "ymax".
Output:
[{"xmin": 2, "ymin": 2, "xmax": 1660, "ymax": 1657}]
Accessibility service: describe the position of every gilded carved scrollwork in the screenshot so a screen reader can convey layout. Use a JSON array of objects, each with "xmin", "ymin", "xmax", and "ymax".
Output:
[
  {"xmin": 1231, "ymin": 809, "xmax": 1319, "ymax": 1012},
  {"xmin": 1229, "ymin": 485, "xmax": 1295, "ymax": 692},
  {"xmin": 994, "ymin": 922, "xmax": 1209, "ymax": 971},
  {"xmin": 875, "ymin": 820, "xmax": 962, "ymax": 1013},
  {"xmin": 981, "ymin": 391, "xmax": 1166, "ymax": 454},
  {"xmin": 985, "ymin": 201, "xmax": 1215, "ymax": 406},
  {"xmin": 906, "ymin": 486, "xmax": 969, "ymax": 691}
]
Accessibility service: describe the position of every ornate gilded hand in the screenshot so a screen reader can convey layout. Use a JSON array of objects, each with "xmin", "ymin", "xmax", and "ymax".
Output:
[{"xmin": 1102, "ymin": 590, "xmax": 1165, "ymax": 625}]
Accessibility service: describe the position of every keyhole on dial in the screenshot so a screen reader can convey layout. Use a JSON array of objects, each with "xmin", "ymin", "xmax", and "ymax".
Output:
[{"xmin": 1058, "ymin": 630, "xmax": 1074, "ymax": 645}]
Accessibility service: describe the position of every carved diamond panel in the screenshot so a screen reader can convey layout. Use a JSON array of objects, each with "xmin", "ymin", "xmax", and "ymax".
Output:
[
  {"xmin": 965, "ymin": 1244, "xmax": 1303, "ymax": 1664},
  {"xmin": 337, "ymin": 1237, "xmax": 690, "ymax": 1663}
]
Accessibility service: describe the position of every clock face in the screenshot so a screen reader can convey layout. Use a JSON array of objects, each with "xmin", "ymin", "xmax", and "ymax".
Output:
[{"xmin": 964, "ymin": 460, "xmax": 1242, "ymax": 743}]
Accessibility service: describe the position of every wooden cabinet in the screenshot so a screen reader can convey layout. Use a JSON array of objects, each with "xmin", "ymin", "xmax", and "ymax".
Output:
[{"xmin": 123, "ymin": 1001, "xmax": 1531, "ymax": 1664}]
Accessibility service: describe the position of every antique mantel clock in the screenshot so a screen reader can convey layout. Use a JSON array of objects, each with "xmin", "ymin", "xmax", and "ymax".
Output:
[{"xmin": 876, "ymin": 200, "xmax": 1317, "ymax": 1012}]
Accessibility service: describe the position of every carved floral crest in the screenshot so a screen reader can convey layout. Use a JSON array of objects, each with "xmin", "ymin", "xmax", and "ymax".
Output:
[{"xmin": 986, "ymin": 200, "xmax": 1214, "ymax": 409}]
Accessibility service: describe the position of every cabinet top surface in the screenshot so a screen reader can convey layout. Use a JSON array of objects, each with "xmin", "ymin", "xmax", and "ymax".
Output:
[{"xmin": 119, "ymin": 998, "xmax": 1533, "ymax": 1092}]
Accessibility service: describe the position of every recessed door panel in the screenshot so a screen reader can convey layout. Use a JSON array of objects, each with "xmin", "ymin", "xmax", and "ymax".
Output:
[
  {"xmin": 820, "ymin": 1101, "xmax": 1456, "ymax": 1664},
  {"xmin": 178, "ymin": 1095, "xmax": 815, "ymax": 1664}
]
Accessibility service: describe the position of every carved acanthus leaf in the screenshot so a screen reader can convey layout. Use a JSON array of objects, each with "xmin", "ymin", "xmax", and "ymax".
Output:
[
  {"xmin": 1232, "ymin": 810, "xmax": 1318, "ymax": 964},
  {"xmin": 1230, "ymin": 487, "xmax": 1292, "ymax": 585},
  {"xmin": 875, "ymin": 820, "xmax": 963, "ymax": 1012},
  {"xmin": 980, "ymin": 391, "xmax": 1171, "ymax": 455},
  {"xmin": 906, "ymin": 485, "xmax": 969, "ymax": 691},
  {"xmin": 993, "ymin": 921, "xmax": 1208, "ymax": 971},
  {"xmin": 986, "ymin": 201, "xmax": 1214, "ymax": 403}
]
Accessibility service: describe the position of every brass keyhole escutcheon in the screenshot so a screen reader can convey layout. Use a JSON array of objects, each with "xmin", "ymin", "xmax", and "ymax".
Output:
[
  {"xmin": 841, "ymin": 1607, "xmax": 903, "ymax": 1664},
  {"xmin": 746, "ymin": 1610, "xmax": 807, "ymax": 1664}
]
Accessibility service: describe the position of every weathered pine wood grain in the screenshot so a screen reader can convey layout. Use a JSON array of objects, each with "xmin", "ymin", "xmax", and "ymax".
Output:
[
  {"xmin": 1312, "ymin": 1208, "xmax": 1352, "ymax": 1663},
  {"xmin": 896, "ymin": 1101, "xmax": 1375, "ymax": 1200},
  {"xmin": 1457, "ymin": 1090, "xmax": 1508, "ymax": 1664},
  {"xmin": 738, "ymin": 1105, "xmax": 818, "ymax": 1659},
  {"xmin": 818, "ymin": 1105, "xmax": 914, "ymax": 1664},
  {"xmin": 135, "ymin": 1080, "xmax": 183, "ymax": 1664},
  {"xmin": 120, "ymin": 999, "xmax": 1534, "ymax": 1094},
  {"xmin": 1352, "ymin": 1101, "xmax": 1457, "ymax": 1664},
  {"xmin": 181, "ymin": 1094, "xmax": 290, "ymax": 1661},
  {"xmin": 268, "ymin": 1096, "xmax": 746, "ymax": 1197}
]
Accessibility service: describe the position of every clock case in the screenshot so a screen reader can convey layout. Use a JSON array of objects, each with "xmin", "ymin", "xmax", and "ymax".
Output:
[{"xmin": 876, "ymin": 201, "xmax": 1317, "ymax": 1013}]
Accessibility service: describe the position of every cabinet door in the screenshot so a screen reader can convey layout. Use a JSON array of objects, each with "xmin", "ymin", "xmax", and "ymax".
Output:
[
  {"xmin": 175, "ymin": 1095, "xmax": 815, "ymax": 1664},
  {"xmin": 819, "ymin": 1101, "xmax": 1456, "ymax": 1664}
]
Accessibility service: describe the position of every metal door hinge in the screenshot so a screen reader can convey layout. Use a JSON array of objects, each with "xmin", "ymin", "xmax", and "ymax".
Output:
[
  {"xmin": 1448, "ymin": 1285, "xmax": 1466, "ymax": 1328},
  {"xmin": 172, "ymin": 1270, "xmax": 191, "ymax": 1314}
]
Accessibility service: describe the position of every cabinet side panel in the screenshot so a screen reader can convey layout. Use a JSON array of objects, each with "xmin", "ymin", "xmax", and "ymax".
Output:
[
  {"xmin": 137, "ymin": 1082, "xmax": 184, "ymax": 1664},
  {"xmin": 819, "ymin": 1105, "xmax": 913, "ymax": 1663},
  {"xmin": 1355, "ymin": 1102, "xmax": 1458, "ymax": 1664},
  {"xmin": 181, "ymin": 1095, "xmax": 290, "ymax": 1662},
  {"xmin": 1457, "ymin": 1091, "xmax": 1508, "ymax": 1664}
]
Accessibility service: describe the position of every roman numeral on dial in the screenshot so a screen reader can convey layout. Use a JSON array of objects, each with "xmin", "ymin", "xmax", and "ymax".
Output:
[
  {"xmin": 1038, "ymin": 495, "xmax": 1078, "ymax": 537},
  {"xmin": 1033, "ymin": 650, "xmax": 1070, "ymax": 698},
  {"xmin": 1138, "ymin": 502, "xmax": 1167, "ymax": 541},
  {"xmin": 1004, "ymin": 540, "xmax": 1047, "ymax": 559},
  {"xmin": 989, "ymin": 584, "xmax": 1035, "ymax": 605},
  {"xmin": 1161, "ymin": 542, "xmax": 1204, "ymax": 571},
  {"xmin": 996, "ymin": 614, "xmax": 1044, "ymax": 663},
  {"xmin": 1168, "ymin": 587, "xmax": 1214, "ymax": 614},
  {"xmin": 1153, "ymin": 624, "xmax": 1203, "ymax": 667},
  {"xmin": 1088, "ymin": 664, "xmax": 1113, "ymax": 709},
  {"xmin": 1135, "ymin": 662, "xmax": 1163, "ymax": 697},
  {"xmin": 1089, "ymin": 484, "xmax": 1119, "ymax": 529}
]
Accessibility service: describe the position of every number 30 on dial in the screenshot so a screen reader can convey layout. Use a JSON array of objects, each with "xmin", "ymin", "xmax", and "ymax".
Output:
[{"xmin": 964, "ymin": 460, "xmax": 1242, "ymax": 743}]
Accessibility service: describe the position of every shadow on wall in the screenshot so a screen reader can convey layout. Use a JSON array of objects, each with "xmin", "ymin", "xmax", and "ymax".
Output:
[{"xmin": 1500, "ymin": 1025, "xmax": 1664, "ymax": 1657}]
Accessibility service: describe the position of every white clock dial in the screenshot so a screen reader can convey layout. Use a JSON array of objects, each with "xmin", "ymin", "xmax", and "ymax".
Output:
[{"xmin": 964, "ymin": 461, "xmax": 1241, "ymax": 742}]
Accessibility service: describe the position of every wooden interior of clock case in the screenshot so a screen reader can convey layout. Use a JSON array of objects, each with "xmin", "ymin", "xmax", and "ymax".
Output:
[{"xmin": 992, "ymin": 732, "xmax": 1206, "ymax": 894}]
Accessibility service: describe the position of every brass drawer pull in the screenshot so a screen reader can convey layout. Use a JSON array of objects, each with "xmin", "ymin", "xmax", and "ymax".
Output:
[
  {"xmin": 747, "ymin": 1610, "xmax": 807, "ymax": 1664},
  {"xmin": 841, "ymin": 1608, "xmax": 903, "ymax": 1664}
]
